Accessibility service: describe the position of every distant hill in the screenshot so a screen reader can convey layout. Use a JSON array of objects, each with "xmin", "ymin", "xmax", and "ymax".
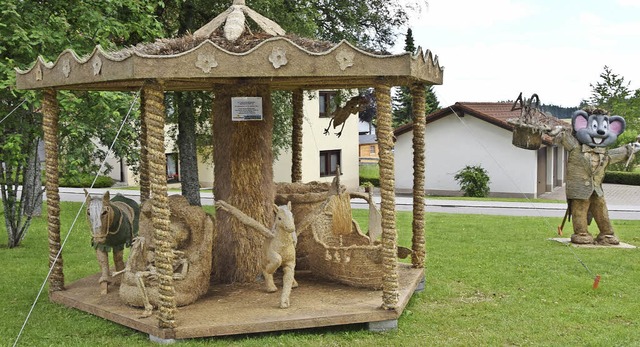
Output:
[{"xmin": 540, "ymin": 104, "xmax": 579, "ymax": 119}]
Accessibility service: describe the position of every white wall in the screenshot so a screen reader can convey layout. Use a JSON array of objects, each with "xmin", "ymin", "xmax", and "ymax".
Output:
[
  {"xmin": 114, "ymin": 91, "xmax": 359, "ymax": 190},
  {"xmin": 273, "ymin": 90, "xmax": 360, "ymax": 190},
  {"xmin": 395, "ymin": 113, "xmax": 538, "ymax": 197}
]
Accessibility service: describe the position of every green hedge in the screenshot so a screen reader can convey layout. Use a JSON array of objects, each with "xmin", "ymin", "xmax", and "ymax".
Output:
[
  {"xmin": 59, "ymin": 174, "xmax": 115, "ymax": 188},
  {"xmin": 359, "ymin": 177, "xmax": 379, "ymax": 187},
  {"xmin": 604, "ymin": 171, "xmax": 640, "ymax": 186}
]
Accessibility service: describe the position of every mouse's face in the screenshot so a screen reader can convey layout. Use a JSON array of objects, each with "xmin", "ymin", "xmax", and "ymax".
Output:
[{"xmin": 572, "ymin": 110, "xmax": 625, "ymax": 147}]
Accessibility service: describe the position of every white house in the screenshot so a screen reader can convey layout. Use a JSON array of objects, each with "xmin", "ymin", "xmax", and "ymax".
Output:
[
  {"xmin": 394, "ymin": 102, "xmax": 567, "ymax": 198},
  {"xmin": 106, "ymin": 89, "xmax": 360, "ymax": 190},
  {"xmin": 272, "ymin": 90, "xmax": 359, "ymax": 189}
]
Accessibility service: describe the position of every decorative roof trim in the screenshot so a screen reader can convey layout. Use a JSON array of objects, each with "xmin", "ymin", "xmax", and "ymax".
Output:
[{"xmin": 16, "ymin": 38, "xmax": 444, "ymax": 90}]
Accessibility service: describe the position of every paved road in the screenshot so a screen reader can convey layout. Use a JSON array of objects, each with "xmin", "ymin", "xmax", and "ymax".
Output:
[{"xmin": 57, "ymin": 183, "xmax": 640, "ymax": 220}]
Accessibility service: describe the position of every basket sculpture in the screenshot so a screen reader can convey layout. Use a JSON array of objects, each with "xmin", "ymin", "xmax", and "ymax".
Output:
[{"xmin": 507, "ymin": 93, "xmax": 550, "ymax": 150}]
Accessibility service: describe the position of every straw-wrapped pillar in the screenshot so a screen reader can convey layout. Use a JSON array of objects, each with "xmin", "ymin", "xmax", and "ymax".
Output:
[
  {"xmin": 410, "ymin": 83, "xmax": 426, "ymax": 267},
  {"xmin": 139, "ymin": 88, "xmax": 150, "ymax": 203},
  {"xmin": 212, "ymin": 84, "xmax": 275, "ymax": 283},
  {"xmin": 376, "ymin": 84, "xmax": 399, "ymax": 309},
  {"xmin": 291, "ymin": 89, "xmax": 304, "ymax": 182},
  {"xmin": 42, "ymin": 89, "xmax": 64, "ymax": 292},
  {"xmin": 143, "ymin": 81, "xmax": 176, "ymax": 329}
]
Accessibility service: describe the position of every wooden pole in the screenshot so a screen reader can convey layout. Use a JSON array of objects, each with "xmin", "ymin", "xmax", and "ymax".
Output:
[
  {"xmin": 139, "ymin": 88, "xmax": 150, "ymax": 203},
  {"xmin": 376, "ymin": 84, "xmax": 399, "ymax": 309},
  {"xmin": 410, "ymin": 83, "xmax": 426, "ymax": 268},
  {"xmin": 42, "ymin": 89, "xmax": 64, "ymax": 292},
  {"xmin": 291, "ymin": 89, "xmax": 304, "ymax": 183},
  {"xmin": 143, "ymin": 81, "xmax": 176, "ymax": 329}
]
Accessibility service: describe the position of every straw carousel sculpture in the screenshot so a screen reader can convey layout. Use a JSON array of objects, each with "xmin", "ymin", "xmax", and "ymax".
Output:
[{"xmin": 16, "ymin": 0, "xmax": 443, "ymax": 341}]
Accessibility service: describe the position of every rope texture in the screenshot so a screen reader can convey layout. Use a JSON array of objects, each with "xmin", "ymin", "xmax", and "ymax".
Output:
[
  {"xmin": 139, "ymin": 88, "xmax": 150, "ymax": 203},
  {"xmin": 43, "ymin": 89, "xmax": 64, "ymax": 292},
  {"xmin": 410, "ymin": 84, "xmax": 427, "ymax": 268},
  {"xmin": 376, "ymin": 85, "xmax": 399, "ymax": 309},
  {"xmin": 291, "ymin": 90, "xmax": 303, "ymax": 182},
  {"xmin": 144, "ymin": 82, "xmax": 176, "ymax": 329}
]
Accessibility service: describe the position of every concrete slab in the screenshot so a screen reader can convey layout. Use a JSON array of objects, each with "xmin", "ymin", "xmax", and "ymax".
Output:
[{"xmin": 548, "ymin": 237, "xmax": 637, "ymax": 249}]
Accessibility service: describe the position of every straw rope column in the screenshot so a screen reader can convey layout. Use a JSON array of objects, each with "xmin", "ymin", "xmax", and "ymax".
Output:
[
  {"xmin": 376, "ymin": 84, "xmax": 399, "ymax": 309},
  {"xmin": 291, "ymin": 89, "xmax": 303, "ymax": 182},
  {"xmin": 143, "ymin": 81, "xmax": 176, "ymax": 329},
  {"xmin": 410, "ymin": 83, "xmax": 426, "ymax": 268},
  {"xmin": 139, "ymin": 88, "xmax": 150, "ymax": 203},
  {"xmin": 43, "ymin": 89, "xmax": 64, "ymax": 292}
]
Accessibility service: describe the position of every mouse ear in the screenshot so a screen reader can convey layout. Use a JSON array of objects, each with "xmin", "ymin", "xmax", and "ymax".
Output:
[
  {"xmin": 572, "ymin": 110, "xmax": 589, "ymax": 132},
  {"xmin": 609, "ymin": 116, "xmax": 626, "ymax": 135}
]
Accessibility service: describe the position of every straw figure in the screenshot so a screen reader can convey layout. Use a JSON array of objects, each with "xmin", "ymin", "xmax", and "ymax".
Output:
[
  {"xmin": 274, "ymin": 172, "xmax": 412, "ymax": 290},
  {"xmin": 118, "ymin": 195, "xmax": 214, "ymax": 317},
  {"xmin": 84, "ymin": 190, "xmax": 139, "ymax": 295},
  {"xmin": 215, "ymin": 200, "xmax": 297, "ymax": 308},
  {"xmin": 549, "ymin": 108, "xmax": 640, "ymax": 245}
]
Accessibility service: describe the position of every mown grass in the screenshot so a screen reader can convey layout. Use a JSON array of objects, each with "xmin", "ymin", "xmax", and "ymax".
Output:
[{"xmin": 1, "ymin": 202, "xmax": 639, "ymax": 346}]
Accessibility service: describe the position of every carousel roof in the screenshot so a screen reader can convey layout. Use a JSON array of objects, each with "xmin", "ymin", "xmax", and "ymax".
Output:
[{"xmin": 15, "ymin": 1, "xmax": 443, "ymax": 91}]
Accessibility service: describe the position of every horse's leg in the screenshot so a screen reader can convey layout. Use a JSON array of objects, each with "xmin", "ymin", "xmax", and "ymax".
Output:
[
  {"xmin": 112, "ymin": 248, "xmax": 125, "ymax": 284},
  {"xmin": 263, "ymin": 250, "xmax": 282, "ymax": 293},
  {"xmin": 96, "ymin": 250, "xmax": 111, "ymax": 295},
  {"xmin": 113, "ymin": 249, "xmax": 125, "ymax": 272},
  {"xmin": 280, "ymin": 261, "xmax": 295, "ymax": 308}
]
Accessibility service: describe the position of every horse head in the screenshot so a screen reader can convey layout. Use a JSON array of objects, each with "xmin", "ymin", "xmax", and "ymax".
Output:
[
  {"xmin": 84, "ymin": 189, "xmax": 114, "ymax": 245},
  {"xmin": 273, "ymin": 202, "xmax": 295, "ymax": 235}
]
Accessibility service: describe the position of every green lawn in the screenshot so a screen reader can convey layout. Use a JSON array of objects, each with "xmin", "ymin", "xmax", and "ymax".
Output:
[{"xmin": 1, "ymin": 202, "xmax": 639, "ymax": 346}]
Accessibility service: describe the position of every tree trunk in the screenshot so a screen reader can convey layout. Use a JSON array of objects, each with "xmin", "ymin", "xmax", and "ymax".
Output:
[
  {"xmin": 212, "ymin": 85, "xmax": 275, "ymax": 284},
  {"xmin": 22, "ymin": 139, "xmax": 43, "ymax": 217},
  {"xmin": 176, "ymin": 92, "xmax": 201, "ymax": 206}
]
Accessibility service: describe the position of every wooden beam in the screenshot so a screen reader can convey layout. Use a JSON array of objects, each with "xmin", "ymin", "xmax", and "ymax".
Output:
[
  {"xmin": 375, "ymin": 84, "xmax": 399, "ymax": 310},
  {"xmin": 143, "ymin": 81, "xmax": 176, "ymax": 329},
  {"xmin": 410, "ymin": 83, "xmax": 426, "ymax": 268},
  {"xmin": 42, "ymin": 89, "xmax": 64, "ymax": 292},
  {"xmin": 291, "ymin": 89, "xmax": 303, "ymax": 182}
]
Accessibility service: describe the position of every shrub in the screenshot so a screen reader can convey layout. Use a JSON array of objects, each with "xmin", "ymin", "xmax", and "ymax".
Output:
[
  {"xmin": 454, "ymin": 165, "xmax": 491, "ymax": 197},
  {"xmin": 59, "ymin": 173, "xmax": 115, "ymax": 188},
  {"xmin": 604, "ymin": 171, "xmax": 640, "ymax": 186},
  {"xmin": 359, "ymin": 177, "xmax": 379, "ymax": 187},
  {"xmin": 359, "ymin": 164, "xmax": 379, "ymax": 187}
]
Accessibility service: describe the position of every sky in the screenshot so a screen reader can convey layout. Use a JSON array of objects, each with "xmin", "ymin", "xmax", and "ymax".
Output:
[{"xmin": 393, "ymin": 0, "xmax": 640, "ymax": 107}]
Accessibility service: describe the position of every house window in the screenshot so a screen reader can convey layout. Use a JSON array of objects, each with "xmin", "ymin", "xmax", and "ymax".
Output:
[
  {"xmin": 320, "ymin": 150, "xmax": 341, "ymax": 177},
  {"xmin": 166, "ymin": 153, "xmax": 179, "ymax": 183},
  {"xmin": 319, "ymin": 91, "xmax": 336, "ymax": 118},
  {"xmin": 369, "ymin": 145, "xmax": 376, "ymax": 155}
]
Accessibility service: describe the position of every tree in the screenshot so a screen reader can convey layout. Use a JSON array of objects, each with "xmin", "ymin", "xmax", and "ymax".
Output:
[
  {"xmin": 0, "ymin": 0, "xmax": 162, "ymax": 247},
  {"xmin": 585, "ymin": 66, "xmax": 640, "ymax": 170},
  {"xmin": 150, "ymin": 0, "xmax": 426, "ymax": 204},
  {"xmin": 392, "ymin": 28, "xmax": 440, "ymax": 128}
]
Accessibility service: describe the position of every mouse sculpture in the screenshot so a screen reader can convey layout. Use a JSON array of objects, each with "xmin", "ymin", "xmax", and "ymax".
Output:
[{"xmin": 549, "ymin": 108, "xmax": 640, "ymax": 245}]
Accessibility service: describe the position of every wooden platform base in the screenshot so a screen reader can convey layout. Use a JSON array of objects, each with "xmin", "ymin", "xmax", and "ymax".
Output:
[{"xmin": 50, "ymin": 263, "xmax": 424, "ymax": 340}]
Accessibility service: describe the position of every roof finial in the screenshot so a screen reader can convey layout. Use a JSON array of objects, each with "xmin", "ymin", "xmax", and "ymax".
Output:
[{"xmin": 194, "ymin": 0, "xmax": 285, "ymax": 41}]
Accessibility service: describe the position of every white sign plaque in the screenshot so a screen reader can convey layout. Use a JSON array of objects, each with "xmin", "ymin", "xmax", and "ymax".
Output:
[{"xmin": 231, "ymin": 97, "xmax": 263, "ymax": 121}]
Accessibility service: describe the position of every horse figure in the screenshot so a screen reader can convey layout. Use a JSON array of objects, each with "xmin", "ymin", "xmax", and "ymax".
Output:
[
  {"xmin": 216, "ymin": 200, "xmax": 298, "ymax": 308},
  {"xmin": 84, "ymin": 189, "xmax": 140, "ymax": 295}
]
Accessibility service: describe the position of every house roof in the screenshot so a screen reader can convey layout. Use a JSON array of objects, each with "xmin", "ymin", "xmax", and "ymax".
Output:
[
  {"xmin": 359, "ymin": 133, "xmax": 377, "ymax": 145},
  {"xmin": 394, "ymin": 101, "xmax": 566, "ymax": 145}
]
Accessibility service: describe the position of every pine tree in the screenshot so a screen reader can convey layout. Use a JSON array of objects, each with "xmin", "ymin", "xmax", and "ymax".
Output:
[{"xmin": 392, "ymin": 28, "xmax": 440, "ymax": 128}]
